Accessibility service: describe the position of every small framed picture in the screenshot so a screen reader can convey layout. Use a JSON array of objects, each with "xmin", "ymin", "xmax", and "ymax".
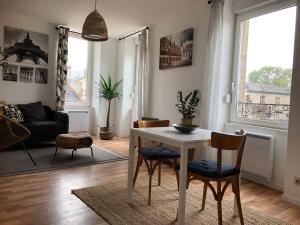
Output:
[
  {"xmin": 19, "ymin": 66, "xmax": 34, "ymax": 83},
  {"xmin": 3, "ymin": 64, "xmax": 18, "ymax": 82},
  {"xmin": 35, "ymin": 68, "xmax": 48, "ymax": 84}
]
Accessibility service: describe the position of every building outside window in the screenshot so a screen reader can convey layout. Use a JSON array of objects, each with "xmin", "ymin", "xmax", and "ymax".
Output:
[
  {"xmin": 231, "ymin": 1, "xmax": 296, "ymax": 128},
  {"xmin": 65, "ymin": 34, "xmax": 91, "ymax": 106}
]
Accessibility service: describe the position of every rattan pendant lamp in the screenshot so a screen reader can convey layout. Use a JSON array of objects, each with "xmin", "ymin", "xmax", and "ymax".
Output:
[{"xmin": 82, "ymin": 0, "xmax": 108, "ymax": 41}]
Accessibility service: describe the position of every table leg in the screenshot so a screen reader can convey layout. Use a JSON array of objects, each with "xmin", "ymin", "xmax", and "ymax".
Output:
[
  {"xmin": 178, "ymin": 146, "xmax": 188, "ymax": 225},
  {"xmin": 127, "ymin": 130, "xmax": 136, "ymax": 203}
]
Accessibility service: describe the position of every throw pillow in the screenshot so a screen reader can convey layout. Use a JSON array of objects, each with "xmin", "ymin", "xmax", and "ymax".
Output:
[
  {"xmin": 18, "ymin": 101, "xmax": 47, "ymax": 122},
  {"xmin": 1, "ymin": 105, "xmax": 24, "ymax": 123}
]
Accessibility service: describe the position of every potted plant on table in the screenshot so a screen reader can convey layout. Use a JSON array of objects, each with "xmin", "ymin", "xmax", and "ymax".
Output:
[
  {"xmin": 96, "ymin": 75, "xmax": 122, "ymax": 140},
  {"xmin": 175, "ymin": 89, "xmax": 200, "ymax": 125}
]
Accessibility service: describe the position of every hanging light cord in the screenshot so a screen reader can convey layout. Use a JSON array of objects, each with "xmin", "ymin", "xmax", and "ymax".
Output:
[{"xmin": 94, "ymin": 0, "xmax": 97, "ymax": 10}]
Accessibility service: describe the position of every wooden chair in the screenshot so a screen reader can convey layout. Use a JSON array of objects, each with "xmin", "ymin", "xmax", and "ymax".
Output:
[
  {"xmin": 0, "ymin": 116, "xmax": 36, "ymax": 165},
  {"xmin": 133, "ymin": 120, "xmax": 180, "ymax": 205},
  {"xmin": 185, "ymin": 130, "xmax": 246, "ymax": 225}
]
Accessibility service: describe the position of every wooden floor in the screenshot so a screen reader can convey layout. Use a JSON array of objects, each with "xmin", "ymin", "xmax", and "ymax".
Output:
[{"xmin": 0, "ymin": 137, "xmax": 299, "ymax": 225}]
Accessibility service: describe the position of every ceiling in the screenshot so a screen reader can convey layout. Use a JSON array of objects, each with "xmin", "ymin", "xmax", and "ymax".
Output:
[{"xmin": 0, "ymin": 0, "xmax": 203, "ymax": 38}]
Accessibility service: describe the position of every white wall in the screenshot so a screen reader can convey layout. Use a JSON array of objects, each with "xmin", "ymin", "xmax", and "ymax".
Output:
[
  {"xmin": 148, "ymin": 1, "xmax": 210, "ymax": 124},
  {"xmin": 283, "ymin": 0, "xmax": 300, "ymax": 206},
  {"xmin": 0, "ymin": 10, "xmax": 56, "ymax": 108}
]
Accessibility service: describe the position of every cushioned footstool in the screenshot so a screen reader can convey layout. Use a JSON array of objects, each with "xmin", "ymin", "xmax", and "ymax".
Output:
[{"xmin": 55, "ymin": 134, "xmax": 94, "ymax": 159}]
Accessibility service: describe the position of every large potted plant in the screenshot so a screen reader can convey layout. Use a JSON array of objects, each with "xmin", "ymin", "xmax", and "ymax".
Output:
[
  {"xmin": 97, "ymin": 75, "xmax": 122, "ymax": 140},
  {"xmin": 175, "ymin": 89, "xmax": 200, "ymax": 125}
]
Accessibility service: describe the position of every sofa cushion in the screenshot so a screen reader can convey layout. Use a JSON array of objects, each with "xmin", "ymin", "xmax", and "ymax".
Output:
[
  {"xmin": 1, "ymin": 104, "xmax": 24, "ymax": 123},
  {"xmin": 18, "ymin": 101, "xmax": 47, "ymax": 122}
]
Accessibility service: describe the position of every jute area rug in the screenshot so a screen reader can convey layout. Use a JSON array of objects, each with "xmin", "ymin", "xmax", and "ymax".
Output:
[{"xmin": 72, "ymin": 174, "xmax": 290, "ymax": 225}]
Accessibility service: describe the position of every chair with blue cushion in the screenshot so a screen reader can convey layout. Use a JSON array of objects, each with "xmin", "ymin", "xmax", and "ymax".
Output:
[
  {"xmin": 133, "ymin": 119, "xmax": 180, "ymax": 206},
  {"xmin": 185, "ymin": 130, "xmax": 246, "ymax": 225}
]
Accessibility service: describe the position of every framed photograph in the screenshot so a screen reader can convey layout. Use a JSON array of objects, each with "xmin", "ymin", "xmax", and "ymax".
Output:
[
  {"xmin": 3, "ymin": 64, "xmax": 18, "ymax": 82},
  {"xmin": 19, "ymin": 66, "xmax": 34, "ymax": 83},
  {"xmin": 3, "ymin": 26, "xmax": 49, "ymax": 66},
  {"xmin": 35, "ymin": 68, "xmax": 48, "ymax": 84},
  {"xmin": 159, "ymin": 28, "xmax": 193, "ymax": 70}
]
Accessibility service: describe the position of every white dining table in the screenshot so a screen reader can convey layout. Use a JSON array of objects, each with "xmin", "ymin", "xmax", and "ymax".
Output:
[{"xmin": 127, "ymin": 126, "xmax": 215, "ymax": 225}]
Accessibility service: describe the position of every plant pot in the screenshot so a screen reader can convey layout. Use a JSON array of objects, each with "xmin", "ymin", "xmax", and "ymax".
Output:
[
  {"xmin": 99, "ymin": 127, "xmax": 114, "ymax": 140},
  {"xmin": 181, "ymin": 118, "xmax": 193, "ymax": 125}
]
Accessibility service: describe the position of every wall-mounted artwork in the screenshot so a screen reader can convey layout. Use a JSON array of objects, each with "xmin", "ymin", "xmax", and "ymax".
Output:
[
  {"xmin": 3, "ymin": 26, "xmax": 49, "ymax": 66},
  {"xmin": 19, "ymin": 66, "xmax": 34, "ymax": 83},
  {"xmin": 3, "ymin": 64, "xmax": 18, "ymax": 82},
  {"xmin": 159, "ymin": 28, "xmax": 193, "ymax": 70},
  {"xmin": 35, "ymin": 68, "xmax": 48, "ymax": 84}
]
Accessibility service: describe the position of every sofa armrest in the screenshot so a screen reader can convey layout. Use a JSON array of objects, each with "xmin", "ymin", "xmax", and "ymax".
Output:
[{"xmin": 53, "ymin": 111, "xmax": 69, "ymax": 133}]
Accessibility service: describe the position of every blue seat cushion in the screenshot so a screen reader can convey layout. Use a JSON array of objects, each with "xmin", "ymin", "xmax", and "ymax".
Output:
[
  {"xmin": 176, "ymin": 160, "xmax": 239, "ymax": 178},
  {"xmin": 140, "ymin": 146, "xmax": 180, "ymax": 160}
]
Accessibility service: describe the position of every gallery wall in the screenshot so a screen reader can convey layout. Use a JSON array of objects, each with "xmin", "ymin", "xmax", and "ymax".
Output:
[{"xmin": 0, "ymin": 9, "xmax": 56, "ymax": 107}]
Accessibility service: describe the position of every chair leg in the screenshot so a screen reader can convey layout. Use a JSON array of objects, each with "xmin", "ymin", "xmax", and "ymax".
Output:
[
  {"xmin": 90, "ymin": 147, "xmax": 94, "ymax": 157},
  {"xmin": 201, "ymin": 182, "xmax": 208, "ymax": 210},
  {"xmin": 55, "ymin": 146, "xmax": 58, "ymax": 156},
  {"xmin": 148, "ymin": 160, "xmax": 153, "ymax": 206},
  {"xmin": 217, "ymin": 181, "xmax": 223, "ymax": 225},
  {"xmin": 21, "ymin": 142, "xmax": 36, "ymax": 166},
  {"xmin": 234, "ymin": 176, "xmax": 244, "ymax": 225},
  {"xmin": 158, "ymin": 161, "xmax": 161, "ymax": 186},
  {"xmin": 133, "ymin": 155, "xmax": 143, "ymax": 188}
]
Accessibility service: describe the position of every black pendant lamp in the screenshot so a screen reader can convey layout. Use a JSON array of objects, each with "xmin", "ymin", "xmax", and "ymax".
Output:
[{"xmin": 82, "ymin": 0, "xmax": 108, "ymax": 41}]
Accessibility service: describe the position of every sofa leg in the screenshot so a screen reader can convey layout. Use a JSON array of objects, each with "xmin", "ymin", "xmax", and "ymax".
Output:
[
  {"xmin": 21, "ymin": 142, "xmax": 37, "ymax": 166},
  {"xmin": 55, "ymin": 146, "xmax": 58, "ymax": 156},
  {"xmin": 72, "ymin": 149, "xmax": 76, "ymax": 160},
  {"xmin": 90, "ymin": 147, "xmax": 94, "ymax": 157}
]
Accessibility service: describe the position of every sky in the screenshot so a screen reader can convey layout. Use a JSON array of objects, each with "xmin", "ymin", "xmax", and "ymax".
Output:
[{"xmin": 245, "ymin": 6, "xmax": 296, "ymax": 76}]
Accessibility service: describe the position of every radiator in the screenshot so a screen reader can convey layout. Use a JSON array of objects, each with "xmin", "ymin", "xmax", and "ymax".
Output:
[
  {"xmin": 235, "ymin": 131, "xmax": 274, "ymax": 182},
  {"xmin": 66, "ymin": 110, "xmax": 90, "ymax": 132}
]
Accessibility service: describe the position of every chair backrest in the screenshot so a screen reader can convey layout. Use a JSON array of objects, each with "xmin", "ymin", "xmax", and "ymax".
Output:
[
  {"xmin": 0, "ymin": 116, "xmax": 31, "ymax": 150},
  {"xmin": 133, "ymin": 117, "xmax": 159, "ymax": 128},
  {"xmin": 138, "ymin": 120, "xmax": 170, "ymax": 128},
  {"xmin": 211, "ymin": 130, "xmax": 246, "ymax": 175},
  {"xmin": 135, "ymin": 120, "xmax": 170, "ymax": 149}
]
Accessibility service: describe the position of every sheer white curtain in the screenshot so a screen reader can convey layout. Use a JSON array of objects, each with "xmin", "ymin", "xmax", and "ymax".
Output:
[
  {"xmin": 200, "ymin": 0, "xmax": 224, "ymax": 131},
  {"xmin": 132, "ymin": 29, "xmax": 150, "ymax": 121}
]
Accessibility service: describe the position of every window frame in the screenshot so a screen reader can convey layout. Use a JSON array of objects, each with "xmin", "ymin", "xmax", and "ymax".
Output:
[
  {"xmin": 229, "ymin": 0, "xmax": 297, "ymax": 130},
  {"xmin": 65, "ymin": 33, "xmax": 93, "ymax": 107}
]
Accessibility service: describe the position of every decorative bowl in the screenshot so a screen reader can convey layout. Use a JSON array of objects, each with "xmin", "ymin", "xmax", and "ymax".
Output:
[{"xmin": 172, "ymin": 124, "xmax": 199, "ymax": 134}]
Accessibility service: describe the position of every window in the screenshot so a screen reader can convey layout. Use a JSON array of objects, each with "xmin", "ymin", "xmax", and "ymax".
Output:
[
  {"xmin": 231, "ymin": 2, "xmax": 296, "ymax": 128},
  {"xmin": 65, "ymin": 34, "xmax": 91, "ymax": 106}
]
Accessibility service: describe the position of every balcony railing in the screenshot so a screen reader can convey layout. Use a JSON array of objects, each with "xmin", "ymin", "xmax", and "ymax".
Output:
[{"xmin": 238, "ymin": 102, "xmax": 290, "ymax": 122}]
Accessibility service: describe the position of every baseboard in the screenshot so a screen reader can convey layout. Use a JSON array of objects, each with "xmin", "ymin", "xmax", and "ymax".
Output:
[
  {"xmin": 241, "ymin": 172, "xmax": 283, "ymax": 191},
  {"xmin": 282, "ymin": 194, "xmax": 300, "ymax": 207}
]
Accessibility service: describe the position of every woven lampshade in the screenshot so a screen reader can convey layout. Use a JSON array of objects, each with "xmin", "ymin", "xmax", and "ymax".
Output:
[{"xmin": 82, "ymin": 9, "xmax": 108, "ymax": 41}]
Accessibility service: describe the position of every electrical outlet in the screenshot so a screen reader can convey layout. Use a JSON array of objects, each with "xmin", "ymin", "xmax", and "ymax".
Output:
[{"xmin": 294, "ymin": 177, "xmax": 300, "ymax": 186}]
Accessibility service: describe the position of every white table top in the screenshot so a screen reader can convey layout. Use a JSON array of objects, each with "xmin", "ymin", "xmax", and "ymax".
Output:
[{"xmin": 131, "ymin": 126, "xmax": 211, "ymax": 145}]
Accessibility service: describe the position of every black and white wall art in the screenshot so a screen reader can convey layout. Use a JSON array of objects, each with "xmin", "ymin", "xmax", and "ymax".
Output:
[
  {"xmin": 4, "ymin": 26, "xmax": 49, "ymax": 65},
  {"xmin": 3, "ymin": 64, "xmax": 18, "ymax": 82},
  {"xmin": 2, "ymin": 26, "xmax": 49, "ymax": 84},
  {"xmin": 19, "ymin": 66, "xmax": 34, "ymax": 83},
  {"xmin": 35, "ymin": 68, "xmax": 48, "ymax": 84},
  {"xmin": 159, "ymin": 28, "xmax": 193, "ymax": 70}
]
